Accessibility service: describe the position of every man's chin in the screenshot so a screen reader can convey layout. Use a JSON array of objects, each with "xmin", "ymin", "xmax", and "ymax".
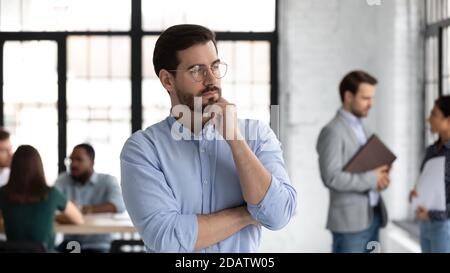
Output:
[
  {"xmin": 70, "ymin": 173, "xmax": 80, "ymax": 179},
  {"xmin": 354, "ymin": 110, "xmax": 369, "ymax": 118}
]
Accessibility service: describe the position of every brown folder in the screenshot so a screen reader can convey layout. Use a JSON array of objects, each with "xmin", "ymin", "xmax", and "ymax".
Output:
[{"xmin": 343, "ymin": 134, "xmax": 397, "ymax": 173}]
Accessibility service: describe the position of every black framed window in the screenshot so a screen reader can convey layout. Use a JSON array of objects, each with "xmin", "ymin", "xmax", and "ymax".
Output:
[
  {"xmin": 0, "ymin": 0, "xmax": 278, "ymax": 181},
  {"xmin": 2, "ymin": 40, "xmax": 59, "ymax": 182},
  {"xmin": 424, "ymin": 0, "xmax": 450, "ymax": 145}
]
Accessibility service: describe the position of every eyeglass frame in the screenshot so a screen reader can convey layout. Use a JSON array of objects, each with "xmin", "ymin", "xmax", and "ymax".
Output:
[{"xmin": 167, "ymin": 60, "xmax": 228, "ymax": 82}]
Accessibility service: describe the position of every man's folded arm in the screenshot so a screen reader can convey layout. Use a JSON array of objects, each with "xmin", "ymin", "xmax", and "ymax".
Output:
[
  {"xmin": 245, "ymin": 122, "xmax": 297, "ymax": 230},
  {"xmin": 121, "ymin": 138, "xmax": 254, "ymax": 252}
]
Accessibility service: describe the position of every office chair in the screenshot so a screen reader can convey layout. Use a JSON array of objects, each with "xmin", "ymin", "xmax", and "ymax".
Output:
[
  {"xmin": 110, "ymin": 239, "xmax": 146, "ymax": 253},
  {"xmin": 0, "ymin": 240, "xmax": 47, "ymax": 253}
]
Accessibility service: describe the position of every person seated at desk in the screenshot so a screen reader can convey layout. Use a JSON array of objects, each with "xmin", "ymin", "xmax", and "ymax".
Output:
[
  {"xmin": 0, "ymin": 128, "xmax": 13, "ymax": 242},
  {"xmin": 0, "ymin": 145, "xmax": 84, "ymax": 252},
  {"xmin": 55, "ymin": 143, "xmax": 125, "ymax": 253},
  {"xmin": 0, "ymin": 128, "xmax": 13, "ymax": 188}
]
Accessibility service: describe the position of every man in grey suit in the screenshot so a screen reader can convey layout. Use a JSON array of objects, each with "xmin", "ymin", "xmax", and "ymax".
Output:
[{"xmin": 316, "ymin": 70, "xmax": 390, "ymax": 253}]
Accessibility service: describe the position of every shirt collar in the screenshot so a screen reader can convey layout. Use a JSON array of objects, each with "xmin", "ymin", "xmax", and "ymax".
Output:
[
  {"xmin": 89, "ymin": 172, "xmax": 99, "ymax": 184},
  {"xmin": 71, "ymin": 172, "xmax": 98, "ymax": 185},
  {"xmin": 338, "ymin": 108, "xmax": 364, "ymax": 126},
  {"xmin": 166, "ymin": 115, "xmax": 217, "ymax": 141}
]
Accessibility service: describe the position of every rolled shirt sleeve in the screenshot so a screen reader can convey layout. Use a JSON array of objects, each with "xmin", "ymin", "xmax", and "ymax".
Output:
[
  {"xmin": 246, "ymin": 121, "xmax": 297, "ymax": 230},
  {"xmin": 120, "ymin": 136, "xmax": 198, "ymax": 252}
]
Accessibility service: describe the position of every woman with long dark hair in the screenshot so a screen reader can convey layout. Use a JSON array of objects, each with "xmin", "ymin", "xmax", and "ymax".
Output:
[
  {"xmin": 0, "ymin": 145, "xmax": 83, "ymax": 251},
  {"xmin": 410, "ymin": 96, "xmax": 450, "ymax": 253}
]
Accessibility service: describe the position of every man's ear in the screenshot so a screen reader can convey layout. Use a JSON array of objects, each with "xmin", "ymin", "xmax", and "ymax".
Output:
[
  {"xmin": 344, "ymin": 90, "xmax": 354, "ymax": 105},
  {"xmin": 159, "ymin": 69, "xmax": 175, "ymax": 94}
]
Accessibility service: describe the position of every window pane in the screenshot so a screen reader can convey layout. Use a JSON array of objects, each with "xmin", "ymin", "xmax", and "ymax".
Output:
[
  {"xmin": 142, "ymin": 38, "xmax": 271, "ymax": 128},
  {"xmin": 0, "ymin": 0, "xmax": 130, "ymax": 31},
  {"xmin": 444, "ymin": 27, "xmax": 450, "ymax": 95},
  {"xmin": 426, "ymin": 0, "xmax": 450, "ymax": 24},
  {"xmin": 67, "ymin": 36, "xmax": 131, "ymax": 180},
  {"xmin": 142, "ymin": 0, "xmax": 275, "ymax": 32},
  {"xmin": 3, "ymin": 41, "xmax": 58, "ymax": 184},
  {"xmin": 68, "ymin": 36, "xmax": 130, "ymax": 79},
  {"xmin": 142, "ymin": 36, "xmax": 171, "ymax": 128},
  {"xmin": 425, "ymin": 37, "xmax": 439, "ymax": 146},
  {"xmin": 219, "ymin": 41, "xmax": 271, "ymax": 123}
]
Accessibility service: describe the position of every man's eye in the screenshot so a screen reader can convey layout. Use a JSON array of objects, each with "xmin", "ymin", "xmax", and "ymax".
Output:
[{"xmin": 190, "ymin": 66, "xmax": 202, "ymax": 73}]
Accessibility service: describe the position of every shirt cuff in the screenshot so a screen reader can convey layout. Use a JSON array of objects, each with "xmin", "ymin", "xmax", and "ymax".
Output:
[
  {"xmin": 174, "ymin": 214, "xmax": 198, "ymax": 252},
  {"xmin": 246, "ymin": 174, "xmax": 280, "ymax": 222},
  {"xmin": 365, "ymin": 171, "xmax": 378, "ymax": 191}
]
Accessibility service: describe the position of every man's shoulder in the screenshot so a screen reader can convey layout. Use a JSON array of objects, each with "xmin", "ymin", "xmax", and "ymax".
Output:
[
  {"xmin": 95, "ymin": 173, "xmax": 118, "ymax": 183},
  {"xmin": 238, "ymin": 118, "xmax": 275, "ymax": 141},
  {"xmin": 239, "ymin": 118, "xmax": 266, "ymax": 126},
  {"xmin": 122, "ymin": 118, "xmax": 169, "ymax": 154},
  {"xmin": 129, "ymin": 118, "xmax": 170, "ymax": 143},
  {"xmin": 238, "ymin": 118, "xmax": 271, "ymax": 133},
  {"xmin": 320, "ymin": 113, "xmax": 344, "ymax": 134}
]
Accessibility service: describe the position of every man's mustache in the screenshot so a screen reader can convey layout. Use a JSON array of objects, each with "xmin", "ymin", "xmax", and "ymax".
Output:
[{"xmin": 200, "ymin": 86, "xmax": 221, "ymax": 95}]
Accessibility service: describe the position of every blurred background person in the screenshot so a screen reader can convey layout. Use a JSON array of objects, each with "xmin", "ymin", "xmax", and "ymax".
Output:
[
  {"xmin": 0, "ymin": 145, "xmax": 83, "ymax": 252},
  {"xmin": 0, "ymin": 128, "xmax": 13, "ymax": 187},
  {"xmin": 55, "ymin": 143, "xmax": 125, "ymax": 253},
  {"xmin": 409, "ymin": 96, "xmax": 450, "ymax": 253},
  {"xmin": 316, "ymin": 71, "xmax": 390, "ymax": 253}
]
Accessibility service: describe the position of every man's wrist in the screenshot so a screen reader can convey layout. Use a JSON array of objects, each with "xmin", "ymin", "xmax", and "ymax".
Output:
[
  {"xmin": 227, "ymin": 131, "xmax": 245, "ymax": 146},
  {"xmin": 236, "ymin": 206, "xmax": 256, "ymax": 226}
]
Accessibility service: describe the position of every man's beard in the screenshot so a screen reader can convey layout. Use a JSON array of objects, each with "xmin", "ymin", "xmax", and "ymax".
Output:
[
  {"xmin": 350, "ymin": 106, "xmax": 369, "ymax": 118},
  {"xmin": 175, "ymin": 85, "xmax": 222, "ymax": 112},
  {"xmin": 71, "ymin": 171, "xmax": 91, "ymax": 183}
]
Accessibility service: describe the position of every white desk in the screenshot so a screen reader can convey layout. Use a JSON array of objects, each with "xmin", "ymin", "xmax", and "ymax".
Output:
[{"xmin": 1, "ymin": 213, "xmax": 137, "ymax": 235}]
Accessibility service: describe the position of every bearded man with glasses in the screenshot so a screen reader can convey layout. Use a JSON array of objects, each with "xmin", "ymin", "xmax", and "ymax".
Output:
[{"xmin": 120, "ymin": 24, "xmax": 296, "ymax": 253}]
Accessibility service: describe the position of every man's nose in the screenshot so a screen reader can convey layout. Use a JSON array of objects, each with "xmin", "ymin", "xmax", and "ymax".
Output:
[{"xmin": 203, "ymin": 68, "xmax": 217, "ymax": 85}]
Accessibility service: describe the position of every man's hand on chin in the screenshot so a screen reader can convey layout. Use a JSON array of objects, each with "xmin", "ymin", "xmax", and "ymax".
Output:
[{"xmin": 205, "ymin": 97, "xmax": 243, "ymax": 141}]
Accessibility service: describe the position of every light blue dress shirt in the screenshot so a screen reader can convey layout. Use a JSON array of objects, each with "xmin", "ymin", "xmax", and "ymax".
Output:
[
  {"xmin": 338, "ymin": 109, "xmax": 380, "ymax": 207},
  {"xmin": 55, "ymin": 172, "xmax": 126, "ymax": 250},
  {"xmin": 120, "ymin": 116, "xmax": 297, "ymax": 253}
]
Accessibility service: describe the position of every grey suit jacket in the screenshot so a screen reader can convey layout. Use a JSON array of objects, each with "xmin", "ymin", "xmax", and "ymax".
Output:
[{"xmin": 316, "ymin": 111, "xmax": 388, "ymax": 233}]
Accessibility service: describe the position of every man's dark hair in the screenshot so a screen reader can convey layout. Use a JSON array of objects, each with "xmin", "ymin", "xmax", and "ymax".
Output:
[
  {"xmin": 435, "ymin": 95, "xmax": 450, "ymax": 117},
  {"xmin": 339, "ymin": 70, "xmax": 378, "ymax": 103},
  {"xmin": 153, "ymin": 24, "xmax": 217, "ymax": 77},
  {"xmin": 74, "ymin": 143, "xmax": 95, "ymax": 161},
  {"xmin": 0, "ymin": 128, "xmax": 10, "ymax": 141}
]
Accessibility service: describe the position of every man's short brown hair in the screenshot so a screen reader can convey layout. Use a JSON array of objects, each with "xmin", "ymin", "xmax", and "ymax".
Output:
[
  {"xmin": 153, "ymin": 24, "xmax": 217, "ymax": 77},
  {"xmin": 339, "ymin": 70, "xmax": 378, "ymax": 103}
]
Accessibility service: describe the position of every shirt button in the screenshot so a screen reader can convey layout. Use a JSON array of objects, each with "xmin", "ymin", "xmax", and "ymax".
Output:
[{"xmin": 203, "ymin": 179, "xmax": 208, "ymax": 184}]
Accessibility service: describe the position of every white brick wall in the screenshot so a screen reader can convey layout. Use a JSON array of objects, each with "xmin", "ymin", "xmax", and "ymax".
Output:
[{"xmin": 259, "ymin": 0, "xmax": 424, "ymax": 252}]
